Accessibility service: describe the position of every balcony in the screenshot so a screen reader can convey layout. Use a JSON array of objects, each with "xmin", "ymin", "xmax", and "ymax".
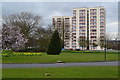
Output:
[
  {"xmin": 90, "ymin": 26, "xmax": 97, "ymax": 29},
  {"xmin": 90, "ymin": 29, "xmax": 97, "ymax": 32},
  {"xmin": 91, "ymin": 36, "xmax": 97, "ymax": 38},
  {"xmin": 100, "ymin": 26, "xmax": 104, "ymax": 28},
  {"xmin": 79, "ymin": 23, "xmax": 86, "ymax": 25},
  {"xmin": 91, "ymin": 23, "xmax": 97, "ymax": 25},
  {"xmin": 100, "ymin": 33, "xmax": 105, "ymax": 35},
  {"xmin": 100, "ymin": 9, "xmax": 104, "ymax": 12},
  {"xmin": 90, "ymin": 9, "xmax": 97, "ymax": 12},
  {"xmin": 90, "ymin": 33, "xmax": 97, "ymax": 36},
  {"xmin": 79, "ymin": 10, "xmax": 86, "ymax": 12}
]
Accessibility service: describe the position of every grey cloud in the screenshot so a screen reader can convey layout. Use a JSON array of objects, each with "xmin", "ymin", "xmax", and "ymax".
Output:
[{"xmin": 2, "ymin": 2, "xmax": 118, "ymax": 32}]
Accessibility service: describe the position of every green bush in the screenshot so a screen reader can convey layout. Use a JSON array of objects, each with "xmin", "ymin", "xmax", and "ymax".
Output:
[
  {"xmin": 2, "ymin": 50, "xmax": 13, "ymax": 57},
  {"xmin": 17, "ymin": 47, "xmax": 46, "ymax": 52}
]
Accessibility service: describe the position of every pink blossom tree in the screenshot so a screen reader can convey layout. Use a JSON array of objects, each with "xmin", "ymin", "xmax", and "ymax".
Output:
[{"xmin": 2, "ymin": 25, "xmax": 28, "ymax": 51}]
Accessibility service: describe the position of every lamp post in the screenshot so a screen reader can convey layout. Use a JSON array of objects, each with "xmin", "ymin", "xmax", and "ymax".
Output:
[
  {"xmin": 115, "ymin": 38, "xmax": 118, "ymax": 51},
  {"xmin": 104, "ymin": 37, "xmax": 107, "ymax": 61}
]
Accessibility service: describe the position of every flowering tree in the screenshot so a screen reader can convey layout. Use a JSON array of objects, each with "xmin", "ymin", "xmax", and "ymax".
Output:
[
  {"xmin": 2, "ymin": 12, "xmax": 52, "ymax": 51},
  {"xmin": 3, "ymin": 12, "xmax": 42, "ymax": 49},
  {"xmin": 2, "ymin": 25, "xmax": 27, "ymax": 51}
]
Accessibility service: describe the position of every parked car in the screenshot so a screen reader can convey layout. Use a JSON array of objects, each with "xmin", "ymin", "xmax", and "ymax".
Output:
[{"xmin": 75, "ymin": 49, "xmax": 81, "ymax": 51}]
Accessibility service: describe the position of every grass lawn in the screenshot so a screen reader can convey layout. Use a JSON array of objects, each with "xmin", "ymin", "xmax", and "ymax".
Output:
[
  {"xmin": 2, "ymin": 51, "xmax": 119, "ymax": 63},
  {"xmin": 2, "ymin": 66, "xmax": 118, "ymax": 78}
]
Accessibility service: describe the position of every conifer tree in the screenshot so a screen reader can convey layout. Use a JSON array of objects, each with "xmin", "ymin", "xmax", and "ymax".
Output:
[{"xmin": 47, "ymin": 30, "xmax": 62, "ymax": 55}]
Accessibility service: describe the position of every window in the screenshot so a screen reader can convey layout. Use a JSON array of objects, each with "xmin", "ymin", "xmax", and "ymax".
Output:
[
  {"xmin": 90, "ymin": 26, "xmax": 96, "ymax": 28},
  {"xmin": 72, "ymin": 46, "xmax": 76, "ymax": 48},
  {"xmin": 91, "ymin": 29, "xmax": 97, "ymax": 32},
  {"xmin": 79, "ymin": 33, "xmax": 85, "ymax": 35},
  {"xmin": 93, "ymin": 40, "xmax": 97, "ymax": 42},
  {"xmin": 100, "ymin": 22, "xmax": 104, "ymax": 25},
  {"xmin": 79, "ymin": 10, "xmax": 85, "ymax": 12},
  {"xmin": 93, "ymin": 16, "xmax": 97, "ymax": 18},
  {"xmin": 72, "ymin": 33, "xmax": 76, "ymax": 35},
  {"xmin": 100, "ymin": 33, "xmax": 104, "ymax": 35},
  {"xmin": 53, "ymin": 18, "xmax": 55, "ymax": 21},
  {"xmin": 79, "ymin": 20, "xmax": 85, "ymax": 22},
  {"xmin": 72, "ymin": 27, "xmax": 76, "ymax": 29},
  {"xmin": 90, "ymin": 19, "xmax": 96, "ymax": 22},
  {"xmin": 66, "ymin": 46, "xmax": 69, "ymax": 48},
  {"xmin": 80, "ymin": 13, "xmax": 85, "ymax": 15},
  {"xmin": 66, "ymin": 43, "xmax": 69, "ymax": 45},
  {"xmin": 90, "ymin": 13, "xmax": 96, "ymax": 15},
  {"xmin": 72, "ymin": 30, "xmax": 76, "ymax": 32},
  {"xmin": 72, "ymin": 43, "xmax": 76, "ymax": 45},
  {"xmin": 57, "ymin": 18, "xmax": 61, "ymax": 21},
  {"xmin": 65, "ymin": 41, "xmax": 69, "ymax": 42},
  {"xmin": 73, "ymin": 17, "xmax": 76, "ymax": 20},
  {"xmin": 90, "ymin": 9, "xmax": 97, "ymax": 12},
  {"xmin": 80, "ymin": 26, "xmax": 85, "ymax": 28},
  {"xmin": 91, "ymin": 36, "xmax": 97, "ymax": 38},
  {"xmin": 72, "ymin": 20, "xmax": 76, "ymax": 23},
  {"xmin": 100, "ymin": 29, "xmax": 104, "ymax": 31},
  {"xmin": 100, "ymin": 16, "xmax": 104, "ymax": 18},
  {"xmin": 90, "ymin": 33, "xmax": 97, "ymax": 35},
  {"xmin": 73, "ymin": 36, "xmax": 76, "ymax": 38},
  {"xmin": 100, "ymin": 12, "xmax": 104, "ymax": 15},
  {"xmin": 79, "ymin": 16, "xmax": 85, "ymax": 19},
  {"xmin": 79, "ymin": 30, "xmax": 85, "ymax": 32},
  {"xmin": 90, "ymin": 16, "xmax": 97, "ymax": 18},
  {"xmin": 73, "ymin": 10, "xmax": 76, "ymax": 13},
  {"xmin": 72, "ymin": 40, "xmax": 76, "ymax": 42},
  {"xmin": 100, "ymin": 19, "xmax": 104, "ymax": 22},
  {"xmin": 79, "ymin": 23, "xmax": 86, "ymax": 25},
  {"xmin": 73, "ymin": 23, "xmax": 76, "ymax": 26},
  {"xmin": 90, "ymin": 23, "xmax": 96, "ymax": 25},
  {"xmin": 100, "ymin": 26, "xmax": 104, "ymax": 28},
  {"xmin": 100, "ymin": 9, "xmax": 104, "ymax": 12}
]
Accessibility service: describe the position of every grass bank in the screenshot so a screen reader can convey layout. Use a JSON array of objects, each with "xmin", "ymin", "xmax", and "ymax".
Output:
[
  {"xmin": 2, "ymin": 51, "xmax": 118, "ymax": 63},
  {"xmin": 2, "ymin": 66, "xmax": 118, "ymax": 78}
]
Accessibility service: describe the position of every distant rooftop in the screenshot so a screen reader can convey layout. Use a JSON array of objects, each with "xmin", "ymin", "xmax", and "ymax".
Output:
[
  {"xmin": 73, "ymin": 6, "xmax": 104, "ymax": 9},
  {"xmin": 52, "ymin": 16, "xmax": 72, "ymax": 18}
]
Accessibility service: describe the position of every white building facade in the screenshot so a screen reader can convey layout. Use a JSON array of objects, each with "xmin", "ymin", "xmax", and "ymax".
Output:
[{"xmin": 52, "ymin": 6, "xmax": 106, "ymax": 50}]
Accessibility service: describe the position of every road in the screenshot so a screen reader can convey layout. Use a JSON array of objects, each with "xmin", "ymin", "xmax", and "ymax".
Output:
[{"xmin": 1, "ymin": 61, "xmax": 119, "ymax": 69}]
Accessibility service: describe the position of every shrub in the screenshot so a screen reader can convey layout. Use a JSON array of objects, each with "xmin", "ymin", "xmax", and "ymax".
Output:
[
  {"xmin": 2, "ymin": 50, "xmax": 13, "ymax": 57},
  {"xmin": 17, "ymin": 47, "xmax": 46, "ymax": 52}
]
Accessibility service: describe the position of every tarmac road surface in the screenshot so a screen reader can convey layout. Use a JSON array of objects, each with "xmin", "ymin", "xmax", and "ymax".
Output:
[{"xmin": 1, "ymin": 61, "xmax": 119, "ymax": 69}]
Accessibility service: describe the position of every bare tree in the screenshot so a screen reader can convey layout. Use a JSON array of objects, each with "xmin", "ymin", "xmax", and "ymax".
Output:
[
  {"xmin": 3, "ymin": 12, "xmax": 43, "ymax": 49},
  {"xmin": 78, "ymin": 36, "xmax": 87, "ymax": 50},
  {"xmin": 113, "ymin": 33, "xmax": 120, "ymax": 50},
  {"xmin": 99, "ymin": 33, "xmax": 113, "ymax": 49},
  {"xmin": 36, "ymin": 27, "xmax": 53, "ymax": 51},
  {"xmin": 3, "ymin": 12, "xmax": 42, "ymax": 34},
  {"xmin": 2, "ymin": 12, "xmax": 54, "ymax": 51}
]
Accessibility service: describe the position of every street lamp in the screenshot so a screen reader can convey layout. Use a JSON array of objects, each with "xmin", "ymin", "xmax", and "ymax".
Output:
[
  {"xmin": 115, "ymin": 38, "xmax": 118, "ymax": 51},
  {"xmin": 104, "ymin": 37, "xmax": 107, "ymax": 61}
]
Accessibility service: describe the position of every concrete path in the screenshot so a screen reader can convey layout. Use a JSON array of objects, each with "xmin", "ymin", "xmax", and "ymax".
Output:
[{"xmin": 1, "ymin": 61, "xmax": 119, "ymax": 69}]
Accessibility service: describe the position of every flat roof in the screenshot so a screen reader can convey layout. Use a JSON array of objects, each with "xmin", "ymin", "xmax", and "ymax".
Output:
[
  {"xmin": 73, "ymin": 6, "xmax": 104, "ymax": 9},
  {"xmin": 52, "ymin": 16, "xmax": 72, "ymax": 18}
]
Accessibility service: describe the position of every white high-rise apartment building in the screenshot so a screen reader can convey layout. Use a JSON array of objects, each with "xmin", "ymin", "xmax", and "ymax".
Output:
[
  {"xmin": 52, "ymin": 16, "xmax": 72, "ymax": 49},
  {"xmin": 52, "ymin": 6, "xmax": 106, "ymax": 50}
]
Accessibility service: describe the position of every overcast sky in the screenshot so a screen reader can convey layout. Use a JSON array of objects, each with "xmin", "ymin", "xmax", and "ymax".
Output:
[{"xmin": 1, "ymin": 2, "xmax": 118, "ymax": 33}]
